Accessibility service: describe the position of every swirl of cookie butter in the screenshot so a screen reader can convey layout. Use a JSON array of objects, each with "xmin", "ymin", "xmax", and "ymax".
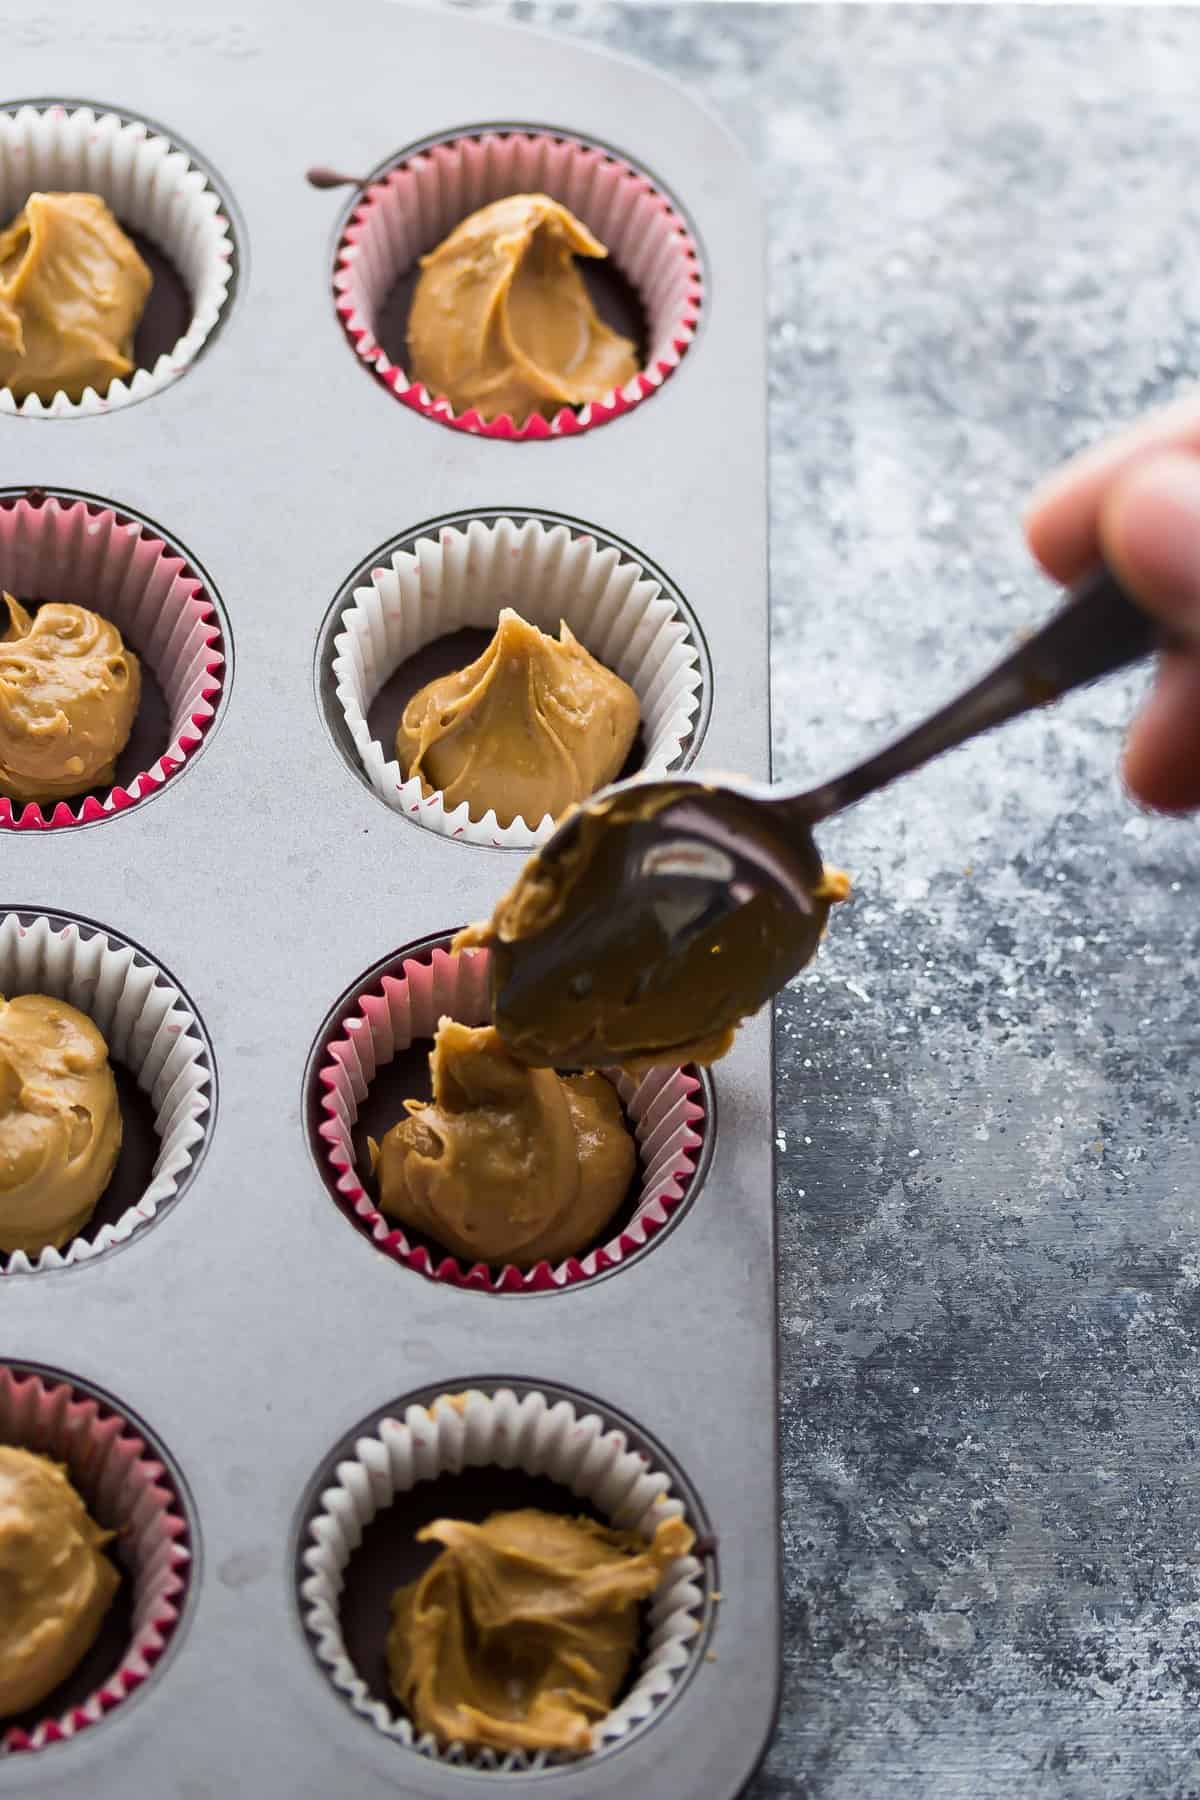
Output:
[
  {"xmin": 0, "ymin": 192, "xmax": 152, "ymax": 404},
  {"xmin": 0, "ymin": 994, "xmax": 123, "ymax": 1256},
  {"xmin": 397, "ymin": 609, "xmax": 640, "ymax": 830},
  {"xmin": 370, "ymin": 1016, "xmax": 635, "ymax": 1268},
  {"xmin": 387, "ymin": 1507, "xmax": 694, "ymax": 1754},
  {"xmin": 0, "ymin": 1446, "xmax": 120, "ymax": 1718},
  {"xmin": 0, "ymin": 593, "xmax": 141, "ymax": 804},
  {"xmin": 408, "ymin": 194, "xmax": 639, "ymax": 424}
]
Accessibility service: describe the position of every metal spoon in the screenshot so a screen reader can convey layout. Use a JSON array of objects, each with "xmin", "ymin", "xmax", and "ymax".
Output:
[{"xmin": 473, "ymin": 563, "xmax": 1156, "ymax": 1069}]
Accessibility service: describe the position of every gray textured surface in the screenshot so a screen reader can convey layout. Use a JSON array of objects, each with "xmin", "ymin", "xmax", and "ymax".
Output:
[{"xmin": 451, "ymin": 5, "xmax": 1200, "ymax": 1796}]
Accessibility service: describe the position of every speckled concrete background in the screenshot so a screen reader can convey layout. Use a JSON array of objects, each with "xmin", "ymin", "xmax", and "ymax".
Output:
[{"xmin": 451, "ymin": 6, "xmax": 1200, "ymax": 1795}]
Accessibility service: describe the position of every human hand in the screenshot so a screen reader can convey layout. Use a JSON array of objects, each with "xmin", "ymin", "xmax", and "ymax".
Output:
[{"xmin": 1025, "ymin": 393, "xmax": 1200, "ymax": 814}]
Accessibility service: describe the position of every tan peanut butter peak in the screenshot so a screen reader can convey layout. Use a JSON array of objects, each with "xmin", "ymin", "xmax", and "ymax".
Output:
[
  {"xmin": 368, "ymin": 1016, "xmax": 634, "ymax": 1269},
  {"xmin": 0, "ymin": 192, "xmax": 152, "ymax": 404},
  {"xmin": 0, "ymin": 592, "xmax": 141, "ymax": 805},
  {"xmin": 0, "ymin": 993, "xmax": 123, "ymax": 1256},
  {"xmin": 0, "ymin": 1445, "xmax": 120, "ymax": 1717},
  {"xmin": 407, "ymin": 193, "xmax": 639, "ymax": 425},
  {"xmin": 396, "ymin": 608, "xmax": 640, "ymax": 830},
  {"xmin": 387, "ymin": 1507, "xmax": 694, "ymax": 1754}
]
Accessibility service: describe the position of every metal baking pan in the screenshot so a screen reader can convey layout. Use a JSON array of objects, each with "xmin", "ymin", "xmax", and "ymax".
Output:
[{"xmin": 0, "ymin": 3, "xmax": 776, "ymax": 1794}]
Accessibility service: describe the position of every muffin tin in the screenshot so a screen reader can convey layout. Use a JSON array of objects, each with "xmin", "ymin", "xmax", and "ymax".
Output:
[{"xmin": 0, "ymin": 4, "xmax": 776, "ymax": 1797}]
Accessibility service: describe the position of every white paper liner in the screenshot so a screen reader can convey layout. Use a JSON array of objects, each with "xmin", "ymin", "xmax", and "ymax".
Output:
[
  {"xmin": 299, "ymin": 1385, "xmax": 707, "ymax": 1769},
  {"xmin": 315, "ymin": 942, "xmax": 705, "ymax": 1291},
  {"xmin": 0, "ymin": 493, "xmax": 225, "ymax": 830},
  {"xmin": 0, "ymin": 103, "xmax": 235, "ymax": 417},
  {"xmin": 0, "ymin": 914, "xmax": 212, "ymax": 1273},
  {"xmin": 335, "ymin": 130, "xmax": 702, "ymax": 439},
  {"xmin": 0, "ymin": 1364, "xmax": 191, "ymax": 1755},
  {"xmin": 332, "ymin": 515, "xmax": 704, "ymax": 848}
]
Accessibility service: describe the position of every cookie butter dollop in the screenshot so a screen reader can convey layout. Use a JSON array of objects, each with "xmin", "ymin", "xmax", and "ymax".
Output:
[
  {"xmin": 387, "ymin": 1507, "xmax": 693, "ymax": 1754},
  {"xmin": 0, "ymin": 1446, "xmax": 120, "ymax": 1718},
  {"xmin": 369, "ymin": 1016, "xmax": 635, "ymax": 1267},
  {"xmin": 0, "ymin": 592, "xmax": 141, "ymax": 804},
  {"xmin": 0, "ymin": 994, "xmax": 123, "ymax": 1256},
  {"xmin": 0, "ymin": 192, "xmax": 152, "ymax": 404},
  {"xmin": 408, "ymin": 194, "xmax": 639, "ymax": 424},
  {"xmin": 397, "ymin": 609, "xmax": 640, "ymax": 828}
]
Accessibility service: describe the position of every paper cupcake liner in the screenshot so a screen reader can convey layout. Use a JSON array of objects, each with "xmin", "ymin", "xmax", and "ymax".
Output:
[
  {"xmin": 332, "ymin": 514, "xmax": 704, "ymax": 847},
  {"xmin": 299, "ymin": 1384, "xmax": 707, "ymax": 1769},
  {"xmin": 315, "ymin": 942, "xmax": 706, "ymax": 1291},
  {"xmin": 0, "ymin": 103, "xmax": 236, "ymax": 417},
  {"xmin": 0, "ymin": 1364, "xmax": 191, "ymax": 1755},
  {"xmin": 0, "ymin": 913, "xmax": 213, "ymax": 1274},
  {"xmin": 335, "ymin": 129, "xmax": 702, "ymax": 439},
  {"xmin": 0, "ymin": 493, "xmax": 225, "ymax": 830}
]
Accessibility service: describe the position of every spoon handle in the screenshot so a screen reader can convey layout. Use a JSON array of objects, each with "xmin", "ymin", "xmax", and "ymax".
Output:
[{"xmin": 795, "ymin": 562, "xmax": 1157, "ymax": 827}]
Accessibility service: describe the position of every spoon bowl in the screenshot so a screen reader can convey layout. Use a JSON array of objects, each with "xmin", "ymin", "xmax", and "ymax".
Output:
[
  {"xmin": 469, "ymin": 561, "xmax": 1156, "ymax": 1069},
  {"xmin": 478, "ymin": 773, "xmax": 843, "ymax": 1069}
]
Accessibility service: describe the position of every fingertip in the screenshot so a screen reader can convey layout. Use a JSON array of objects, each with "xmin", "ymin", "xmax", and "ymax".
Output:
[
  {"xmin": 1023, "ymin": 391, "xmax": 1200, "ymax": 586},
  {"xmin": 1120, "ymin": 748, "xmax": 1200, "ymax": 815},
  {"xmin": 1021, "ymin": 473, "xmax": 1089, "ymax": 583},
  {"xmin": 1121, "ymin": 652, "xmax": 1200, "ymax": 814}
]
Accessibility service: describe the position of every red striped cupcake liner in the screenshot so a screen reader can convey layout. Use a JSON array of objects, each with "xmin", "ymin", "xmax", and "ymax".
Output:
[
  {"xmin": 334, "ymin": 129, "xmax": 702, "ymax": 440},
  {"xmin": 0, "ymin": 493, "xmax": 224, "ymax": 831},
  {"xmin": 315, "ymin": 943, "xmax": 707, "ymax": 1291},
  {"xmin": 0, "ymin": 1365, "xmax": 191, "ymax": 1755}
]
